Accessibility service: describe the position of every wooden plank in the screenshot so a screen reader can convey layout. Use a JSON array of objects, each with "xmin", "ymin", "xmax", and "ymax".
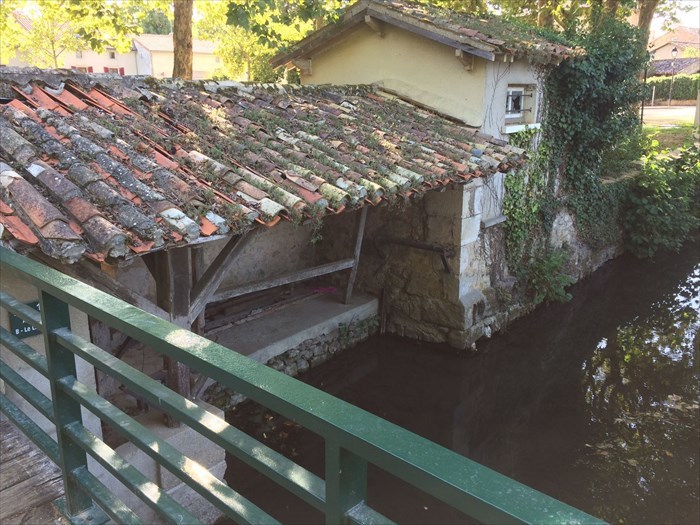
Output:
[
  {"xmin": 188, "ymin": 229, "xmax": 259, "ymax": 326},
  {"xmin": 344, "ymin": 207, "xmax": 368, "ymax": 304},
  {"xmin": 211, "ymin": 258, "xmax": 355, "ymax": 305},
  {"xmin": 0, "ymin": 419, "xmax": 64, "ymax": 523}
]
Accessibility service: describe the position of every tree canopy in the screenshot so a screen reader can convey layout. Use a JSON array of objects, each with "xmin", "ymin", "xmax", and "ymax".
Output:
[{"xmin": 0, "ymin": 0, "xmax": 147, "ymax": 68}]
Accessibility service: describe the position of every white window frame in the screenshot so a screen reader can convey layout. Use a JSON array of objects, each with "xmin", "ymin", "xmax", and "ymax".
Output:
[
  {"xmin": 506, "ymin": 87, "xmax": 525, "ymax": 119},
  {"xmin": 108, "ymin": 49, "xmax": 116, "ymax": 59},
  {"xmin": 75, "ymin": 50, "xmax": 83, "ymax": 58}
]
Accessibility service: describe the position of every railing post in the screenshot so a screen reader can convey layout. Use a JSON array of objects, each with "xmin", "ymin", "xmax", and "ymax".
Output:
[
  {"xmin": 325, "ymin": 441, "xmax": 368, "ymax": 524},
  {"xmin": 40, "ymin": 291, "xmax": 94, "ymax": 518}
]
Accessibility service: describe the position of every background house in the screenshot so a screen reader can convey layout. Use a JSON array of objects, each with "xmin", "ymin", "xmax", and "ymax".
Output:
[
  {"xmin": 272, "ymin": 0, "xmax": 571, "ymax": 140},
  {"xmin": 132, "ymin": 34, "xmax": 220, "ymax": 80},
  {"xmin": 3, "ymin": 12, "xmax": 220, "ymax": 79},
  {"xmin": 649, "ymin": 26, "xmax": 700, "ymax": 59}
]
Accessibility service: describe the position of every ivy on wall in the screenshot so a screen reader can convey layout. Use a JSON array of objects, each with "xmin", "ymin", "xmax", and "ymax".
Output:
[{"xmin": 502, "ymin": 13, "xmax": 650, "ymax": 304}]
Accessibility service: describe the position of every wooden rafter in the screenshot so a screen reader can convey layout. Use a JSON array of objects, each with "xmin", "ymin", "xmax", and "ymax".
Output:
[
  {"xmin": 364, "ymin": 15, "xmax": 384, "ymax": 37},
  {"xmin": 344, "ymin": 207, "xmax": 368, "ymax": 304},
  {"xmin": 188, "ymin": 229, "xmax": 259, "ymax": 325}
]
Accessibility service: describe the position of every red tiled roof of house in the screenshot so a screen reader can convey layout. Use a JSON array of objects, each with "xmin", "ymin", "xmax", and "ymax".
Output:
[{"xmin": 0, "ymin": 70, "xmax": 525, "ymax": 264}]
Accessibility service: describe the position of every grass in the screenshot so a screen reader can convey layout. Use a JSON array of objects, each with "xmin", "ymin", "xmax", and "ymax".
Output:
[{"xmin": 643, "ymin": 123, "xmax": 697, "ymax": 150}]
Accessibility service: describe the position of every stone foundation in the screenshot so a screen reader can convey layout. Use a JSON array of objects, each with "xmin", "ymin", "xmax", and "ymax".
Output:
[{"xmin": 205, "ymin": 315, "xmax": 379, "ymax": 410}]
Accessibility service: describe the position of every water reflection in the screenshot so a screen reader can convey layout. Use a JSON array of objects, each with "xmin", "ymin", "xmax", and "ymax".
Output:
[
  {"xmin": 224, "ymin": 239, "xmax": 699, "ymax": 524},
  {"xmin": 581, "ymin": 264, "xmax": 699, "ymax": 524}
]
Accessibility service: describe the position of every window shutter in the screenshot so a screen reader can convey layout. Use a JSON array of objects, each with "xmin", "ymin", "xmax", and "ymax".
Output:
[
  {"xmin": 87, "ymin": 66, "xmax": 93, "ymax": 73},
  {"xmin": 103, "ymin": 67, "xmax": 109, "ymax": 73},
  {"xmin": 119, "ymin": 67, "xmax": 125, "ymax": 76},
  {"xmin": 71, "ymin": 66, "xmax": 77, "ymax": 70}
]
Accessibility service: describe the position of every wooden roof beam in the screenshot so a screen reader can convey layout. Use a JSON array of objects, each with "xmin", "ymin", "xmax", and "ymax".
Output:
[
  {"xmin": 364, "ymin": 15, "xmax": 384, "ymax": 37},
  {"xmin": 292, "ymin": 58, "xmax": 313, "ymax": 76},
  {"xmin": 455, "ymin": 49, "xmax": 475, "ymax": 71}
]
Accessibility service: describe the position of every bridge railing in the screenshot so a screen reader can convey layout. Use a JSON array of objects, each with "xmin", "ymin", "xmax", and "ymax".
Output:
[{"xmin": 0, "ymin": 247, "xmax": 605, "ymax": 525}]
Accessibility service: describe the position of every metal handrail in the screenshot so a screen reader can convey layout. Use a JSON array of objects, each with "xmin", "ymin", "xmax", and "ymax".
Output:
[{"xmin": 0, "ymin": 247, "xmax": 606, "ymax": 525}]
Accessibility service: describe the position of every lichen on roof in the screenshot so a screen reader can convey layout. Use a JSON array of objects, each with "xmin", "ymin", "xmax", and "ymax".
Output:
[{"xmin": 0, "ymin": 70, "xmax": 525, "ymax": 264}]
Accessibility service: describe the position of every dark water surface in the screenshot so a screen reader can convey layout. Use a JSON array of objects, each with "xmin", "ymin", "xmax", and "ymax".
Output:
[{"xmin": 226, "ymin": 239, "xmax": 699, "ymax": 524}]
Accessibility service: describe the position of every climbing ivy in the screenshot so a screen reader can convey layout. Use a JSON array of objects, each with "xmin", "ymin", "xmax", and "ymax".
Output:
[
  {"xmin": 503, "ymin": 12, "xmax": 649, "ymax": 303},
  {"xmin": 541, "ymin": 14, "xmax": 648, "ymax": 246}
]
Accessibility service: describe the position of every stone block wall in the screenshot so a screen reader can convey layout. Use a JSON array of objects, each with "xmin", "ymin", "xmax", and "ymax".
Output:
[{"xmin": 319, "ymin": 174, "xmax": 522, "ymax": 350}]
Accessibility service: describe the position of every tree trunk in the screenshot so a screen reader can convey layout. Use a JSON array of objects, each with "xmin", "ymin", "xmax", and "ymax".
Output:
[
  {"xmin": 172, "ymin": 0, "xmax": 193, "ymax": 80},
  {"xmin": 605, "ymin": 0, "xmax": 620, "ymax": 15},
  {"xmin": 537, "ymin": 0, "xmax": 554, "ymax": 29},
  {"xmin": 636, "ymin": 0, "xmax": 660, "ymax": 43}
]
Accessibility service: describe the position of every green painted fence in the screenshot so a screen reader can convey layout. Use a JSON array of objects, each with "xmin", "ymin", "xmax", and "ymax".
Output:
[{"xmin": 0, "ymin": 247, "xmax": 606, "ymax": 525}]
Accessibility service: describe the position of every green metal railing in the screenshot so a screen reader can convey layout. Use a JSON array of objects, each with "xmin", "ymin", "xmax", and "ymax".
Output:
[{"xmin": 0, "ymin": 247, "xmax": 605, "ymax": 525}]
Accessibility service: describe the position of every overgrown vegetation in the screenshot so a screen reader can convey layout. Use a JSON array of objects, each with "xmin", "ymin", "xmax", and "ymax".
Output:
[
  {"xmin": 644, "ymin": 123, "xmax": 696, "ymax": 150},
  {"xmin": 622, "ymin": 146, "xmax": 700, "ymax": 258},
  {"xmin": 503, "ymin": 12, "xmax": 653, "ymax": 305}
]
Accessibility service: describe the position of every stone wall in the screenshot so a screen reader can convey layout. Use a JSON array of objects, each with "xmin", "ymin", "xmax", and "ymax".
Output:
[
  {"xmin": 318, "ymin": 175, "xmax": 525, "ymax": 350},
  {"xmin": 205, "ymin": 315, "xmax": 379, "ymax": 410}
]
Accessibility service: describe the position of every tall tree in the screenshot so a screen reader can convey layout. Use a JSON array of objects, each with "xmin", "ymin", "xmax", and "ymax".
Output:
[{"xmin": 173, "ymin": 0, "xmax": 193, "ymax": 79}]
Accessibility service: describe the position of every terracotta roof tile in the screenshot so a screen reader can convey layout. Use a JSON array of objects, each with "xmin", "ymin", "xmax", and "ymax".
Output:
[{"xmin": 0, "ymin": 72, "xmax": 525, "ymax": 263}]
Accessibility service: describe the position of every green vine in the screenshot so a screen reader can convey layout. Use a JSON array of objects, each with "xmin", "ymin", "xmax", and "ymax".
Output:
[{"xmin": 503, "ymin": 13, "xmax": 649, "ymax": 304}]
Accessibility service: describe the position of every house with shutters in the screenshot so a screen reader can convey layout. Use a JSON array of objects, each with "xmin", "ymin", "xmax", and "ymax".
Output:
[{"xmin": 272, "ymin": 0, "xmax": 573, "ymax": 140}]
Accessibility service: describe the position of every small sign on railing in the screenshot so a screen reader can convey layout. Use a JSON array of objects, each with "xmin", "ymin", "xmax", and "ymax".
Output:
[{"xmin": 8, "ymin": 301, "xmax": 41, "ymax": 339}]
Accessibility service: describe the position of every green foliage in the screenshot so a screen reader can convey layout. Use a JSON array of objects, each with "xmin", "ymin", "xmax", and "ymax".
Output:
[
  {"xmin": 521, "ymin": 249, "xmax": 574, "ymax": 305},
  {"xmin": 142, "ymin": 9, "xmax": 172, "ymax": 35},
  {"xmin": 199, "ymin": 0, "xmax": 311, "ymax": 81},
  {"xmin": 645, "ymin": 74, "xmax": 700, "ymax": 102},
  {"xmin": 225, "ymin": 0, "xmax": 345, "ymax": 47},
  {"xmin": 541, "ymin": 15, "xmax": 648, "ymax": 246},
  {"xmin": 0, "ymin": 0, "xmax": 156, "ymax": 68},
  {"xmin": 622, "ymin": 147, "xmax": 700, "ymax": 258}
]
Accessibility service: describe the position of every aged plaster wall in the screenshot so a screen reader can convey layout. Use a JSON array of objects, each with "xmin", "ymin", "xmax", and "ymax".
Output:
[
  {"xmin": 482, "ymin": 59, "xmax": 541, "ymax": 139},
  {"xmin": 301, "ymin": 24, "xmax": 488, "ymax": 127}
]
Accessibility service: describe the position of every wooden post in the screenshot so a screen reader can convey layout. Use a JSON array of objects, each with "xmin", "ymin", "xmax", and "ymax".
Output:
[
  {"xmin": 344, "ymin": 207, "xmax": 368, "ymax": 305},
  {"xmin": 148, "ymin": 247, "xmax": 192, "ymax": 425}
]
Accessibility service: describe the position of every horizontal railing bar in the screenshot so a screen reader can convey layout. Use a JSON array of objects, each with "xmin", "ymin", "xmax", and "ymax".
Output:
[
  {"xmin": 70, "ymin": 465, "xmax": 143, "ymax": 525},
  {"xmin": 346, "ymin": 502, "xmax": 396, "ymax": 525},
  {"xmin": 0, "ymin": 290, "xmax": 43, "ymax": 330},
  {"xmin": 56, "ymin": 328, "xmax": 327, "ymax": 511},
  {"xmin": 0, "ymin": 326, "xmax": 49, "ymax": 375},
  {"xmin": 0, "ymin": 394, "xmax": 59, "ymax": 463},
  {"xmin": 64, "ymin": 421, "xmax": 200, "ymax": 525},
  {"xmin": 0, "ymin": 359, "xmax": 53, "ymax": 420},
  {"xmin": 1, "ymin": 248, "xmax": 605, "ymax": 525},
  {"xmin": 57, "ymin": 375, "xmax": 281, "ymax": 525}
]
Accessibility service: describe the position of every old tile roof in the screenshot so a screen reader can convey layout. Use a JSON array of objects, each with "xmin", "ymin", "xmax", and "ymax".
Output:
[
  {"xmin": 0, "ymin": 70, "xmax": 525, "ymax": 264},
  {"xmin": 650, "ymin": 58, "xmax": 700, "ymax": 76},
  {"xmin": 272, "ymin": 0, "xmax": 573, "ymax": 68}
]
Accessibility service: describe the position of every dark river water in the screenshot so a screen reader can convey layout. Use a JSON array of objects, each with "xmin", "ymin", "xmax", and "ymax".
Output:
[{"xmin": 226, "ymin": 238, "xmax": 699, "ymax": 524}]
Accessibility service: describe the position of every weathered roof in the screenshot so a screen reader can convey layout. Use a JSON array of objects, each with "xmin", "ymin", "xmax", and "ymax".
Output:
[
  {"xmin": 651, "ymin": 57, "xmax": 700, "ymax": 76},
  {"xmin": 133, "ymin": 34, "xmax": 218, "ymax": 55},
  {"xmin": 650, "ymin": 26, "xmax": 700, "ymax": 52},
  {"xmin": 272, "ymin": 0, "xmax": 573, "ymax": 68},
  {"xmin": 0, "ymin": 70, "xmax": 525, "ymax": 264}
]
